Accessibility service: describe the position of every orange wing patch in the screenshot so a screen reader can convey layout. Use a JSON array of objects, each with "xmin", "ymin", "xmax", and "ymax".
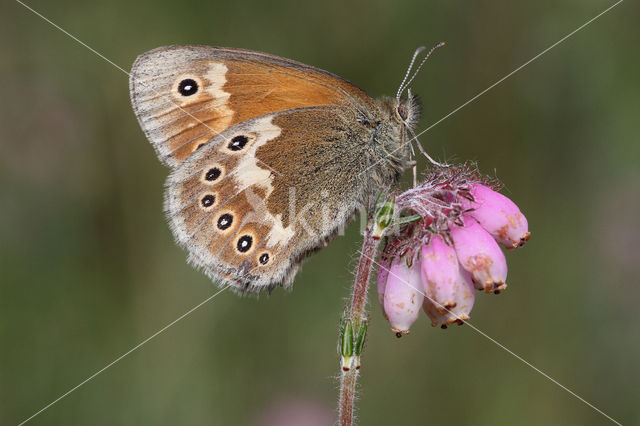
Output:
[{"xmin": 129, "ymin": 45, "xmax": 374, "ymax": 167}]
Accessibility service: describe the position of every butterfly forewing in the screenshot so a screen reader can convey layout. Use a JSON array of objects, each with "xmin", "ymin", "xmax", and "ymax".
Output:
[{"xmin": 129, "ymin": 45, "xmax": 373, "ymax": 168}]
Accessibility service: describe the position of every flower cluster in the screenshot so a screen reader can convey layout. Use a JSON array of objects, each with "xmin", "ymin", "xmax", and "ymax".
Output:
[{"xmin": 376, "ymin": 165, "xmax": 530, "ymax": 335}]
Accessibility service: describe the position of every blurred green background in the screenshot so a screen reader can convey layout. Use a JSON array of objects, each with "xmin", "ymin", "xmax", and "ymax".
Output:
[{"xmin": 1, "ymin": 0, "xmax": 638, "ymax": 424}]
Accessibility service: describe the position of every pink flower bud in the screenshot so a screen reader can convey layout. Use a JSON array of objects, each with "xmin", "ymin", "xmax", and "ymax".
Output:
[
  {"xmin": 383, "ymin": 257, "xmax": 424, "ymax": 335},
  {"xmin": 450, "ymin": 219, "xmax": 508, "ymax": 293},
  {"xmin": 462, "ymin": 184, "xmax": 530, "ymax": 249},
  {"xmin": 420, "ymin": 235, "xmax": 459, "ymax": 314},
  {"xmin": 423, "ymin": 268, "xmax": 475, "ymax": 327}
]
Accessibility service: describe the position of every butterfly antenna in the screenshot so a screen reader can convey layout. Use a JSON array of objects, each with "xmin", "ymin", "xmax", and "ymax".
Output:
[
  {"xmin": 399, "ymin": 41, "xmax": 446, "ymax": 100},
  {"xmin": 407, "ymin": 124, "xmax": 449, "ymax": 168},
  {"xmin": 396, "ymin": 46, "xmax": 426, "ymax": 101}
]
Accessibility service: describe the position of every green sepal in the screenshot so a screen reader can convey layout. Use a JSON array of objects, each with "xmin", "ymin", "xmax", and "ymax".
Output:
[
  {"xmin": 341, "ymin": 319, "xmax": 354, "ymax": 358},
  {"xmin": 395, "ymin": 214, "xmax": 421, "ymax": 226},
  {"xmin": 373, "ymin": 197, "xmax": 395, "ymax": 239},
  {"xmin": 354, "ymin": 320, "xmax": 367, "ymax": 356}
]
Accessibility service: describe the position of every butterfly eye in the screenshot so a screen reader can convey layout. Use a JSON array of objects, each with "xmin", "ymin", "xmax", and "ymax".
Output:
[
  {"xmin": 397, "ymin": 105, "xmax": 408, "ymax": 121},
  {"xmin": 178, "ymin": 78, "xmax": 199, "ymax": 96},
  {"xmin": 217, "ymin": 213, "xmax": 233, "ymax": 230},
  {"xmin": 258, "ymin": 252, "xmax": 270, "ymax": 265},
  {"xmin": 228, "ymin": 135, "xmax": 248, "ymax": 151},
  {"xmin": 200, "ymin": 194, "xmax": 216, "ymax": 209},
  {"xmin": 236, "ymin": 235, "xmax": 253, "ymax": 253},
  {"xmin": 204, "ymin": 166, "xmax": 222, "ymax": 182}
]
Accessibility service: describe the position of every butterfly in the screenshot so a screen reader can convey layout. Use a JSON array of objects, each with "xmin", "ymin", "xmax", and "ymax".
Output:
[{"xmin": 129, "ymin": 44, "xmax": 443, "ymax": 293}]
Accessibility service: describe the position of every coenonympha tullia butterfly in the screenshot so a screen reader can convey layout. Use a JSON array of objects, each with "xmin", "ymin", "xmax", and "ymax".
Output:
[{"xmin": 129, "ymin": 44, "xmax": 441, "ymax": 293}]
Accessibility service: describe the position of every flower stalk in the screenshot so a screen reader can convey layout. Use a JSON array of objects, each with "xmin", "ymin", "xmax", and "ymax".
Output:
[
  {"xmin": 337, "ymin": 163, "xmax": 529, "ymax": 424},
  {"xmin": 338, "ymin": 223, "xmax": 379, "ymax": 426}
]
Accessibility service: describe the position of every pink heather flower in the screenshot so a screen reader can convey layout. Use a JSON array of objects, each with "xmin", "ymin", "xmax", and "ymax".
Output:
[
  {"xmin": 450, "ymin": 219, "xmax": 508, "ymax": 293},
  {"xmin": 420, "ymin": 235, "xmax": 460, "ymax": 312},
  {"xmin": 421, "ymin": 236, "xmax": 475, "ymax": 327},
  {"xmin": 461, "ymin": 183, "xmax": 530, "ymax": 249},
  {"xmin": 375, "ymin": 163, "xmax": 530, "ymax": 335},
  {"xmin": 422, "ymin": 269, "xmax": 475, "ymax": 328},
  {"xmin": 382, "ymin": 257, "xmax": 424, "ymax": 336}
]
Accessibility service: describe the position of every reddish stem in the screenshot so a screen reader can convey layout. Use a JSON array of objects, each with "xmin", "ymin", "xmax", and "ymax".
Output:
[{"xmin": 338, "ymin": 226, "xmax": 380, "ymax": 426}]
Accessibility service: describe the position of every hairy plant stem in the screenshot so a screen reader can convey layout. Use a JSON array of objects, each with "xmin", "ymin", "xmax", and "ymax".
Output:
[{"xmin": 338, "ymin": 225, "xmax": 380, "ymax": 426}]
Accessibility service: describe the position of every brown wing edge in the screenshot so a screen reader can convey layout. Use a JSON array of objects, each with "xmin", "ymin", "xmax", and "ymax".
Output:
[
  {"xmin": 128, "ymin": 53, "xmax": 182, "ymax": 168},
  {"xmin": 187, "ymin": 207, "xmax": 360, "ymax": 296},
  {"xmin": 137, "ymin": 44, "xmax": 369, "ymax": 97}
]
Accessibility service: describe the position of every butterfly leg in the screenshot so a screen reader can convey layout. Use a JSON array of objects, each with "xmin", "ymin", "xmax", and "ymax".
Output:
[{"xmin": 407, "ymin": 126, "xmax": 449, "ymax": 168}]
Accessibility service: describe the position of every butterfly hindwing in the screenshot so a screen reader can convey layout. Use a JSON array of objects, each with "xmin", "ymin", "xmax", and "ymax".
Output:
[
  {"xmin": 164, "ymin": 106, "xmax": 377, "ymax": 292},
  {"xmin": 129, "ymin": 45, "xmax": 374, "ymax": 168}
]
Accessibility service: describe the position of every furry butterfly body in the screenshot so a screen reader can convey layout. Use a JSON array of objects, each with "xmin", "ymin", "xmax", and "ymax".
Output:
[{"xmin": 129, "ymin": 45, "xmax": 420, "ymax": 293}]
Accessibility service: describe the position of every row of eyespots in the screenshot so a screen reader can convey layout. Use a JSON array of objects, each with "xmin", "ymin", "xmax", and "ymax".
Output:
[
  {"xmin": 199, "ymin": 137, "xmax": 245, "ymax": 185},
  {"xmin": 210, "ymin": 211, "xmax": 271, "ymax": 266},
  {"xmin": 234, "ymin": 234, "xmax": 271, "ymax": 266},
  {"xmin": 197, "ymin": 157, "xmax": 267, "ymax": 266}
]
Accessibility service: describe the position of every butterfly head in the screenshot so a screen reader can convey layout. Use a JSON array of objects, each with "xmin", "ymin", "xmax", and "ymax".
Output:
[
  {"xmin": 387, "ymin": 42, "xmax": 448, "ymax": 170},
  {"xmin": 366, "ymin": 95, "xmax": 421, "ymax": 185},
  {"xmin": 394, "ymin": 92, "xmax": 422, "ymax": 130}
]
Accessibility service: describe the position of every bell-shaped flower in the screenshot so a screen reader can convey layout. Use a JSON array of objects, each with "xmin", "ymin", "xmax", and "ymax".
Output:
[
  {"xmin": 422, "ymin": 268, "xmax": 475, "ymax": 327},
  {"xmin": 382, "ymin": 257, "xmax": 424, "ymax": 335},
  {"xmin": 376, "ymin": 163, "xmax": 529, "ymax": 336},
  {"xmin": 420, "ymin": 235, "xmax": 460, "ymax": 313},
  {"xmin": 462, "ymin": 183, "xmax": 530, "ymax": 249},
  {"xmin": 450, "ymin": 219, "xmax": 508, "ymax": 293}
]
